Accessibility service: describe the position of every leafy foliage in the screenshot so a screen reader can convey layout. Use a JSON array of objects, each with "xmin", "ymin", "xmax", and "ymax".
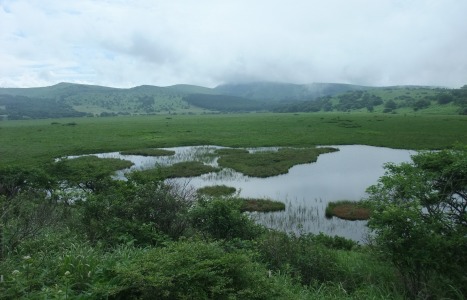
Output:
[
  {"xmin": 108, "ymin": 240, "xmax": 279, "ymax": 299},
  {"xmin": 80, "ymin": 180, "xmax": 192, "ymax": 246},
  {"xmin": 190, "ymin": 198, "xmax": 263, "ymax": 241},
  {"xmin": 0, "ymin": 167, "xmax": 62, "ymax": 259},
  {"xmin": 257, "ymin": 231, "xmax": 345, "ymax": 286},
  {"xmin": 366, "ymin": 146, "xmax": 467, "ymax": 298}
]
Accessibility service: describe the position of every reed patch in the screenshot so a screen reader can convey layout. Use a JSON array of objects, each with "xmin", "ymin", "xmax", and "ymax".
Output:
[
  {"xmin": 217, "ymin": 147, "xmax": 338, "ymax": 177},
  {"xmin": 325, "ymin": 200, "xmax": 371, "ymax": 220}
]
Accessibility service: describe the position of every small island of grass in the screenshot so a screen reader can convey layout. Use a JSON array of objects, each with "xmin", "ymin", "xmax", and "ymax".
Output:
[
  {"xmin": 132, "ymin": 161, "xmax": 220, "ymax": 180},
  {"xmin": 197, "ymin": 185, "xmax": 237, "ymax": 197},
  {"xmin": 325, "ymin": 200, "xmax": 371, "ymax": 221},
  {"xmin": 196, "ymin": 185, "xmax": 286, "ymax": 212},
  {"xmin": 236, "ymin": 198, "xmax": 286, "ymax": 212},
  {"xmin": 217, "ymin": 147, "xmax": 338, "ymax": 177}
]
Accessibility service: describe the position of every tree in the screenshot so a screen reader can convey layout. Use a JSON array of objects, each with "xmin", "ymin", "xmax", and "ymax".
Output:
[
  {"xmin": 436, "ymin": 93, "xmax": 454, "ymax": 104},
  {"xmin": 383, "ymin": 99, "xmax": 397, "ymax": 113},
  {"xmin": 412, "ymin": 99, "xmax": 431, "ymax": 111},
  {"xmin": 0, "ymin": 167, "xmax": 61, "ymax": 260},
  {"xmin": 366, "ymin": 146, "xmax": 467, "ymax": 298}
]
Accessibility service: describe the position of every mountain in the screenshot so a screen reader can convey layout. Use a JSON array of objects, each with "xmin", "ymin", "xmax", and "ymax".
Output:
[
  {"xmin": 0, "ymin": 82, "xmax": 465, "ymax": 120},
  {"xmin": 214, "ymin": 82, "xmax": 370, "ymax": 101},
  {"xmin": 0, "ymin": 83, "xmax": 213, "ymax": 118}
]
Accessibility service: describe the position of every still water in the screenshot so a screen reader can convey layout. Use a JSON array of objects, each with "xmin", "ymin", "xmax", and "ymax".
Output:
[{"xmin": 96, "ymin": 145, "xmax": 415, "ymax": 242}]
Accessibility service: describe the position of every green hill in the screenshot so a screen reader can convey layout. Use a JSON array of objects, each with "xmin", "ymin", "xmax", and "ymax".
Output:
[
  {"xmin": 0, "ymin": 83, "xmax": 211, "ymax": 118},
  {"xmin": 0, "ymin": 82, "xmax": 465, "ymax": 120},
  {"xmin": 273, "ymin": 85, "xmax": 467, "ymax": 115},
  {"xmin": 214, "ymin": 82, "xmax": 370, "ymax": 101},
  {"xmin": 183, "ymin": 94, "xmax": 266, "ymax": 112}
]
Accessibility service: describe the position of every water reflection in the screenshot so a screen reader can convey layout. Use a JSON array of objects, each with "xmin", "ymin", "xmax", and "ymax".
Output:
[{"xmin": 94, "ymin": 145, "xmax": 415, "ymax": 242}]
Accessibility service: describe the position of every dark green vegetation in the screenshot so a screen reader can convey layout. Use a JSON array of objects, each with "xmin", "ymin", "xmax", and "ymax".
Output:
[
  {"xmin": 273, "ymin": 85, "xmax": 467, "ymax": 115},
  {"xmin": 197, "ymin": 185, "xmax": 286, "ymax": 212},
  {"xmin": 0, "ymin": 125, "xmax": 466, "ymax": 298},
  {"xmin": 197, "ymin": 185, "xmax": 237, "ymax": 197},
  {"xmin": 52, "ymin": 156, "xmax": 134, "ymax": 192},
  {"xmin": 0, "ymin": 84, "xmax": 466, "ymax": 298},
  {"xmin": 119, "ymin": 148, "xmax": 175, "ymax": 156},
  {"xmin": 325, "ymin": 200, "xmax": 371, "ymax": 220},
  {"xmin": 1, "ymin": 113, "xmax": 466, "ymax": 168},
  {"xmin": 217, "ymin": 147, "xmax": 338, "ymax": 177},
  {"xmin": 366, "ymin": 146, "xmax": 467, "ymax": 299},
  {"xmin": 184, "ymin": 93, "xmax": 265, "ymax": 112},
  {"xmin": 1, "ymin": 81, "xmax": 466, "ymax": 119},
  {"xmin": 236, "ymin": 198, "xmax": 286, "ymax": 212},
  {"xmin": 132, "ymin": 161, "xmax": 220, "ymax": 180}
]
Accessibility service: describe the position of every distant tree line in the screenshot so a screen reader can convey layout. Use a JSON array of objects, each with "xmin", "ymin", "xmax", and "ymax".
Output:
[
  {"xmin": 183, "ymin": 94, "xmax": 266, "ymax": 112},
  {"xmin": 273, "ymin": 86, "xmax": 467, "ymax": 114},
  {"xmin": 436, "ymin": 85, "xmax": 467, "ymax": 114},
  {"xmin": 0, "ymin": 94, "xmax": 88, "ymax": 120}
]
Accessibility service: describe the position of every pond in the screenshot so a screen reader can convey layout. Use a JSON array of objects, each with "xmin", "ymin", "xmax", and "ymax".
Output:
[{"xmin": 95, "ymin": 145, "xmax": 415, "ymax": 242}]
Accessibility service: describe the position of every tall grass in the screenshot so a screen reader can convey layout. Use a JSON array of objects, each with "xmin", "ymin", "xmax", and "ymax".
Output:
[
  {"xmin": 1, "ymin": 113, "xmax": 466, "ymax": 167},
  {"xmin": 325, "ymin": 200, "xmax": 371, "ymax": 220}
]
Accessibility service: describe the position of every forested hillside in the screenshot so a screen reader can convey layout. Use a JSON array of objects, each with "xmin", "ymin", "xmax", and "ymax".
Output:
[
  {"xmin": 1, "ymin": 82, "xmax": 466, "ymax": 120},
  {"xmin": 273, "ymin": 85, "xmax": 467, "ymax": 115},
  {"xmin": 183, "ymin": 94, "xmax": 266, "ymax": 112}
]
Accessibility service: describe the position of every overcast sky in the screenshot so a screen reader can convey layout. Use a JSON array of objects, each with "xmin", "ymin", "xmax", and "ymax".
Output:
[{"xmin": 1, "ymin": 0, "xmax": 466, "ymax": 88}]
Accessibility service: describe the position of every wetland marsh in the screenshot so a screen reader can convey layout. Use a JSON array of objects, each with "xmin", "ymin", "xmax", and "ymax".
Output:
[{"xmin": 87, "ymin": 144, "xmax": 414, "ymax": 241}]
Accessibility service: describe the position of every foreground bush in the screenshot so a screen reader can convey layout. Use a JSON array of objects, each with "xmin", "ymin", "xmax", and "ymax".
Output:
[
  {"xmin": 80, "ymin": 180, "xmax": 192, "ymax": 247},
  {"xmin": 367, "ymin": 146, "xmax": 467, "ymax": 299},
  {"xmin": 189, "ymin": 198, "xmax": 263, "ymax": 241},
  {"xmin": 103, "ymin": 240, "xmax": 280, "ymax": 299}
]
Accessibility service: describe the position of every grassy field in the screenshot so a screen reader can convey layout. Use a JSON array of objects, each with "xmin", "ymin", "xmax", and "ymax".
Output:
[
  {"xmin": 325, "ymin": 200, "xmax": 371, "ymax": 221},
  {"xmin": 1, "ymin": 112, "xmax": 466, "ymax": 167}
]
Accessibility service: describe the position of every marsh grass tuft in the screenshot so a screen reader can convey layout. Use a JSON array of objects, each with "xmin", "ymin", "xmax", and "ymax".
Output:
[
  {"xmin": 197, "ymin": 185, "xmax": 237, "ymax": 197},
  {"xmin": 235, "ymin": 198, "xmax": 286, "ymax": 212},
  {"xmin": 217, "ymin": 147, "xmax": 338, "ymax": 177},
  {"xmin": 119, "ymin": 148, "xmax": 175, "ymax": 156},
  {"xmin": 134, "ymin": 161, "xmax": 220, "ymax": 180},
  {"xmin": 325, "ymin": 200, "xmax": 371, "ymax": 220}
]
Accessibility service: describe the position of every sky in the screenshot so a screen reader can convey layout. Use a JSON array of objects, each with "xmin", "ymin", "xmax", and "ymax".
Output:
[{"xmin": 1, "ymin": 0, "xmax": 466, "ymax": 88}]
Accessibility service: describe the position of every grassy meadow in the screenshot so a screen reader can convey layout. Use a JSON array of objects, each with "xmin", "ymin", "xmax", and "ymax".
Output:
[
  {"xmin": 1, "ymin": 112, "xmax": 466, "ymax": 167},
  {"xmin": 1, "ymin": 113, "xmax": 466, "ymax": 299}
]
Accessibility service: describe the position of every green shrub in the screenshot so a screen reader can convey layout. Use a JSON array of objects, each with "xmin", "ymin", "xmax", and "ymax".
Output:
[
  {"xmin": 107, "ymin": 241, "xmax": 280, "ymax": 299},
  {"xmin": 189, "ymin": 198, "xmax": 263, "ymax": 241},
  {"xmin": 257, "ymin": 231, "xmax": 343, "ymax": 286},
  {"xmin": 311, "ymin": 232, "xmax": 359, "ymax": 251},
  {"xmin": 366, "ymin": 146, "xmax": 467, "ymax": 298},
  {"xmin": 80, "ymin": 180, "xmax": 191, "ymax": 246}
]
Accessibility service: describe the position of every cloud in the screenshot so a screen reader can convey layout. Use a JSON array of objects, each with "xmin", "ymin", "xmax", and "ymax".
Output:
[{"xmin": 0, "ymin": 0, "xmax": 466, "ymax": 88}]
